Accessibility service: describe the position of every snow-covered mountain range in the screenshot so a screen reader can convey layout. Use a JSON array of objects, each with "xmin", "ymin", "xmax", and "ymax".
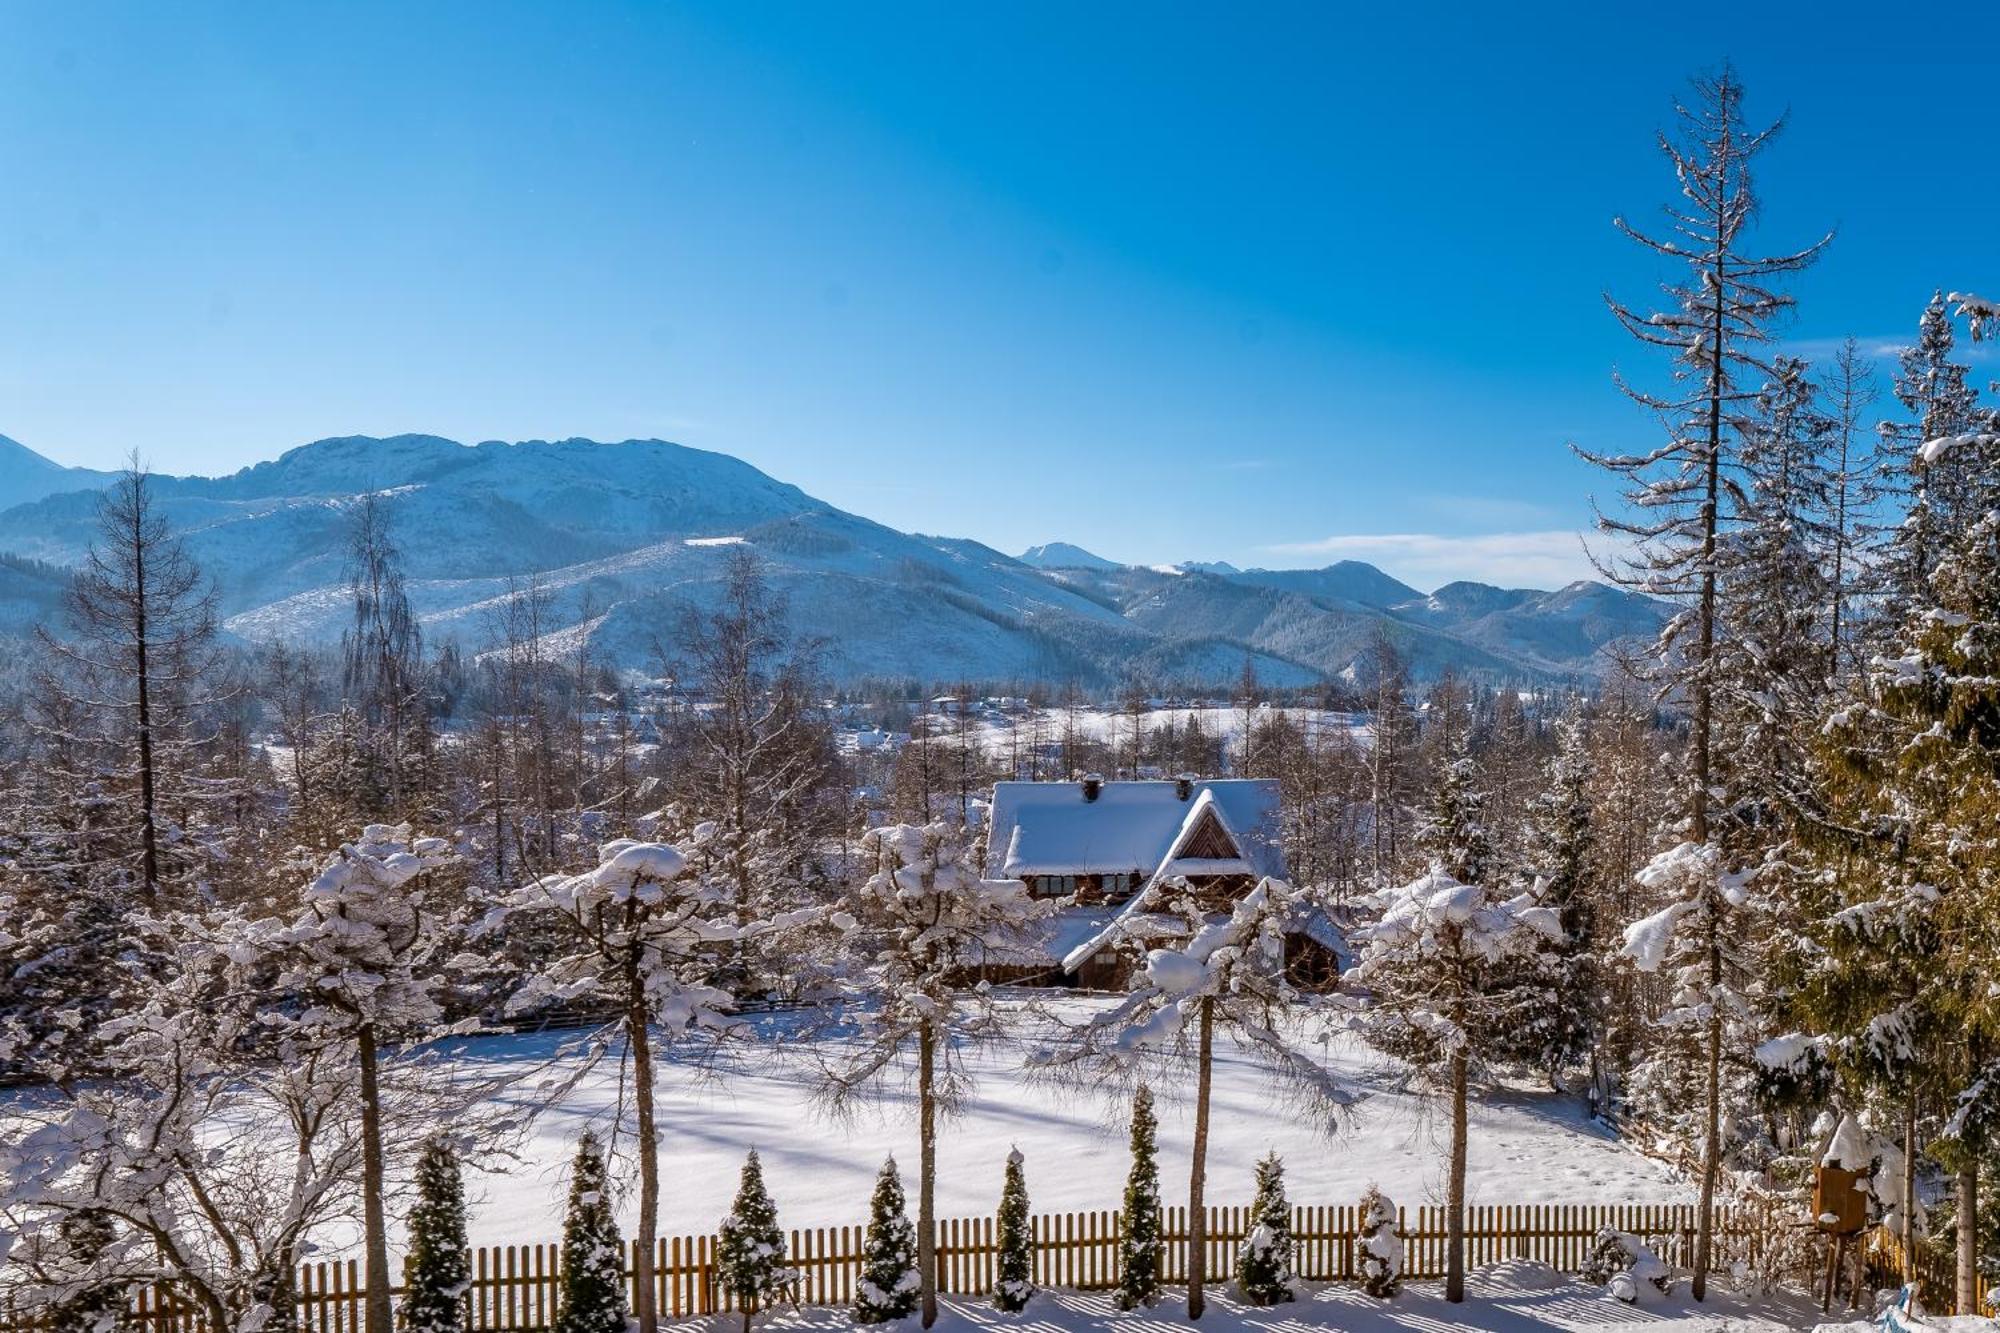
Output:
[{"xmin": 0, "ymin": 435, "xmax": 1662, "ymax": 686}]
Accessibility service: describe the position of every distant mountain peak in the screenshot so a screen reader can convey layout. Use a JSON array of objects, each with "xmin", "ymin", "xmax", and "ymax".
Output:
[
  {"xmin": 1018, "ymin": 541, "xmax": 1123, "ymax": 572},
  {"xmin": 0, "ymin": 435, "xmax": 116, "ymax": 512}
]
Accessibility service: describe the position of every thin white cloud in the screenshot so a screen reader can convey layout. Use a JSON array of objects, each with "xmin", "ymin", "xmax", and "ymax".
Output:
[{"xmin": 1261, "ymin": 529, "xmax": 1610, "ymax": 592}]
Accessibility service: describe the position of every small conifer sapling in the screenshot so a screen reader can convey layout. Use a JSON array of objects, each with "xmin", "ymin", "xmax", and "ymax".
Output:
[
  {"xmin": 556, "ymin": 1132, "xmax": 628, "ymax": 1333},
  {"xmin": 1116, "ymin": 1085, "xmax": 1163, "ymax": 1311},
  {"xmin": 1235, "ymin": 1152, "xmax": 1295, "ymax": 1306},
  {"xmin": 855, "ymin": 1157, "xmax": 921, "ymax": 1324},
  {"xmin": 402, "ymin": 1136, "xmax": 472, "ymax": 1333},
  {"xmin": 993, "ymin": 1148, "xmax": 1034, "ymax": 1312}
]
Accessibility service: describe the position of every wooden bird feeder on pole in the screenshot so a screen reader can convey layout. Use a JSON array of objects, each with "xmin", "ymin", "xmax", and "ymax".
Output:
[{"xmin": 1815, "ymin": 1117, "xmax": 1875, "ymax": 1312}]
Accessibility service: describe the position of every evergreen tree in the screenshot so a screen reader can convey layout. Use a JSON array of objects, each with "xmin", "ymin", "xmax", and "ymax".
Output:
[
  {"xmin": 1509, "ymin": 708, "xmax": 1598, "ymax": 1085},
  {"xmin": 1234, "ymin": 1152, "xmax": 1295, "ymax": 1306},
  {"xmin": 854, "ymin": 1158, "xmax": 920, "ymax": 1324},
  {"xmin": 556, "ymin": 1132, "xmax": 628, "ymax": 1333},
  {"xmin": 1417, "ymin": 731, "xmax": 1493, "ymax": 885},
  {"xmin": 993, "ymin": 1149, "xmax": 1033, "ymax": 1312},
  {"xmin": 1115, "ymin": 1086, "xmax": 1163, "ymax": 1311},
  {"xmin": 1868, "ymin": 292, "xmax": 1982, "ymax": 640},
  {"xmin": 1717, "ymin": 355, "xmax": 1838, "ymax": 836},
  {"xmin": 716, "ymin": 1150, "xmax": 793, "ymax": 1333},
  {"xmin": 1356, "ymin": 1185, "xmax": 1402, "ymax": 1298},
  {"xmin": 401, "ymin": 1137, "xmax": 471, "ymax": 1333}
]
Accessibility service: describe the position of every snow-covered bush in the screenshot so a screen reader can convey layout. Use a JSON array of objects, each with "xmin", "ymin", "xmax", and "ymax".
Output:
[
  {"xmin": 993, "ymin": 1149, "xmax": 1033, "ymax": 1312},
  {"xmin": 855, "ymin": 1157, "xmax": 920, "ymax": 1324},
  {"xmin": 1116, "ymin": 1085, "xmax": 1163, "ymax": 1310},
  {"xmin": 402, "ymin": 1136, "xmax": 472, "ymax": 1333},
  {"xmin": 716, "ymin": 1150, "xmax": 795, "ymax": 1333},
  {"xmin": 556, "ymin": 1132, "xmax": 628, "ymax": 1333},
  {"xmin": 1580, "ymin": 1229, "xmax": 1671, "ymax": 1302},
  {"xmin": 1356, "ymin": 1185, "xmax": 1402, "ymax": 1298},
  {"xmin": 1235, "ymin": 1152, "xmax": 1296, "ymax": 1305}
]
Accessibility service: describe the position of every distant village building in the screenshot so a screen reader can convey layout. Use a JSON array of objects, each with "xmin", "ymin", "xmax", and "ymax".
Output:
[{"xmin": 977, "ymin": 776, "xmax": 1342, "ymax": 990}]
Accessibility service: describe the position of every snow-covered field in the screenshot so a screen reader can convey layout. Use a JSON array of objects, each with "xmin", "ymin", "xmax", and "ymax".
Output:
[
  {"xmin": 674, "ymin": 1263, "xmax": 1839, "ymax": 1333},
  {"xmin": 954, "ymin": 707, "xmax": 1370, "ymax": 762},
  {"xmin": 384, "ymin": 999, "xmax": 1689, "ymax": 1255}
]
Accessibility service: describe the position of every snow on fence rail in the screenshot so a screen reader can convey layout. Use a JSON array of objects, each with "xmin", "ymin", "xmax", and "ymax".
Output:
[{"xmin": 0, "ymin": 1200, "xmax": 1884, "ymax": 1332}]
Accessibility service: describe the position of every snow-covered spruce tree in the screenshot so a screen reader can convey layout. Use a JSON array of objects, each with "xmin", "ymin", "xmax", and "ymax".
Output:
[
  {"xmin": 994, "ymin": 1148, "xmax": 1034, "ymax": 1312},
  {"xmin": 556, "ymin": 1132, "xmax": 627, "ymax": 1333},
  {"xmin": 1818, "ymin": 338, "xmax": 1878, "ymax": 679},
  {"xmin": 1415, "ymin": 731, "xmax": 1494, "ymax": 887},
  {"xmin": 717, "ymin": 1150, "xmax": 794, "ymax": 1333},
  {"xmin": 402, "ymin": 1136, "xmax": 472, "ymax": 1333},
  {"xmin": 261, "ymin": 823, "xmax": 456, "ymax": 1333},
  {"xmin": 1342, "ymin": 868, "xmax": 1562, "ymax": 1303},
  {"xmin": 1868, "ymin": 292, "xmax": 1983, "ymax": 642},
  {"xmin": 816, "ymin": 820, "xmax": 1049, "ymax": 1328},
  {"xmin": 1578, "ymin": 67, "xmax": 1829, "ymax": 1300},
  {"xmin": 1032, "ymin": 873, "xmax": 1356, "ymax": 1319},
  {"xmin": 1116, "ymin": 1085, "xmax": 1164, "ymax": 1310},
  {"xmin": 1809, "ymin": 401, "xmax": 2000, "ymax": 1308},
  {"xmin": 855, "ymin": 1157, "xmax": 921, "ymax": 1324},
  {"xmin": 485, "ymin": 838, "xmax": 746, "ymax": 1333},
  {"xmin": 1716, "ymin": 356, "xmax": 1839, "ymax": 830},
  {"xmin": 1507, "ymin": 708, "xmax": 1599, "ymax": 1086},
  {"xmin": 1355, "ymin": 1185, "xmax": 1401, "ymax": 1298},
  {"xmin": 1235, "ymin": 1152, "xmax": 1295, "ymax": 1306}
]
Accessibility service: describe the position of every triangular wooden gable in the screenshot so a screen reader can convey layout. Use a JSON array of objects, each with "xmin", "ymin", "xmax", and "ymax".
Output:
[{"xmin": 1177, "ymin": 806, "xmax": 1242, "ymax": 863}]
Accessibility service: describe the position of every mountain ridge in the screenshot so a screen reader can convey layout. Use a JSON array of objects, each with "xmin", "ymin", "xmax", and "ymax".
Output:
[{"xmin": 0, "ymin": 434, "xmax": 1661, "ymax": 686}]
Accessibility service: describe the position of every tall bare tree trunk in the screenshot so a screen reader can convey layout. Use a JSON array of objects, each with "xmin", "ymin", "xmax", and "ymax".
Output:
[
  {"xmin": 1956, "ymin": 1163, "xmax": 1978, "ymax": 1314},
  {"xmin": 1685, "ymin": 213, "xmax": 1727, "ymax": 1310},
  {"xmin": 1447, "ymin": 1045, "xmax": 1468, "ymax": 1302},
  {"xmin": 357, "ymin": 1022, "xmax": 393, "ymax": 1333},
  {"xmin": 1903, "ymin": 1089, "xmax": 1920, "ymax": 1278},
  {"xmin": 129, "ymin": 513, "xmax": 161, "ymax": 898},
  {"xmin": 628, "ymin": 952, "xmax": 660, "ymax": 1333},
  {"xmin": 1692, "ymin": 937, "xmax": 1723, "ymax": 1302},
  {"xmin": 1187, "ymin": 996, "xmax": 1215, "ymax": 1320},
  {"xmin": 919, "ymin": 1020, "xmax": 938, "ymax": 1328}
]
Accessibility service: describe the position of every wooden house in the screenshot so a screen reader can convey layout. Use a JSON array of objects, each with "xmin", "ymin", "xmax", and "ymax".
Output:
[{"xmin": 978, "ymin": 776, "xmax": 1343, "ymax": 990}]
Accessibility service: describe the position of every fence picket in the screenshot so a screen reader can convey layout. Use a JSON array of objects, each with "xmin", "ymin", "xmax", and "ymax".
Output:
[{"xmin": 27, "ymin": 1197, "xmax": 1890, "ymax": 1332}]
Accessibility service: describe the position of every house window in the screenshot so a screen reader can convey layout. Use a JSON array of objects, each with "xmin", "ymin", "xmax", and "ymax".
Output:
[{"xmin": 1033, "ymin": 875, "xmax": 1077, "ymax": 899}]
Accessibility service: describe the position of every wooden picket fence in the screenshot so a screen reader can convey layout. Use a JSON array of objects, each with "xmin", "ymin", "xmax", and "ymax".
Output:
[
  {"xmin": 10, "ymin": 1200, "xmax": 1836, "ymax": 1333},
  {"xmin": 1866, "ymin": 1225, "xmax": 1994, "ymax": 1318}
]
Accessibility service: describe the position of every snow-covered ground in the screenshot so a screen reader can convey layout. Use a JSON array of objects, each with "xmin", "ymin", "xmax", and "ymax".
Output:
[
  {"xmin": 674, "ymin": 1262, "xmax": 1835, "ymax": 1333},
  {"xmin": 378, "ymin": 999, "xmax": 1689, "ymax": 1256}
]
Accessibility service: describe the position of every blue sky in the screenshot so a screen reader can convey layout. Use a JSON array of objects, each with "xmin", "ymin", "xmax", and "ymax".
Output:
[{"xmin": 2, "ymin": 3, "xmax": 1994, "ymax": 589}]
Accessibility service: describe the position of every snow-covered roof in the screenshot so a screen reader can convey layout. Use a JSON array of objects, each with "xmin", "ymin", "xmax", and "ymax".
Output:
[
  {"xmin": 1059, "ymin": 789, "xmax": 1278, "ymax": 971},
  {"xmin": 984, "ymin": 779, "xmax": 1283, "ymax": 880}
]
